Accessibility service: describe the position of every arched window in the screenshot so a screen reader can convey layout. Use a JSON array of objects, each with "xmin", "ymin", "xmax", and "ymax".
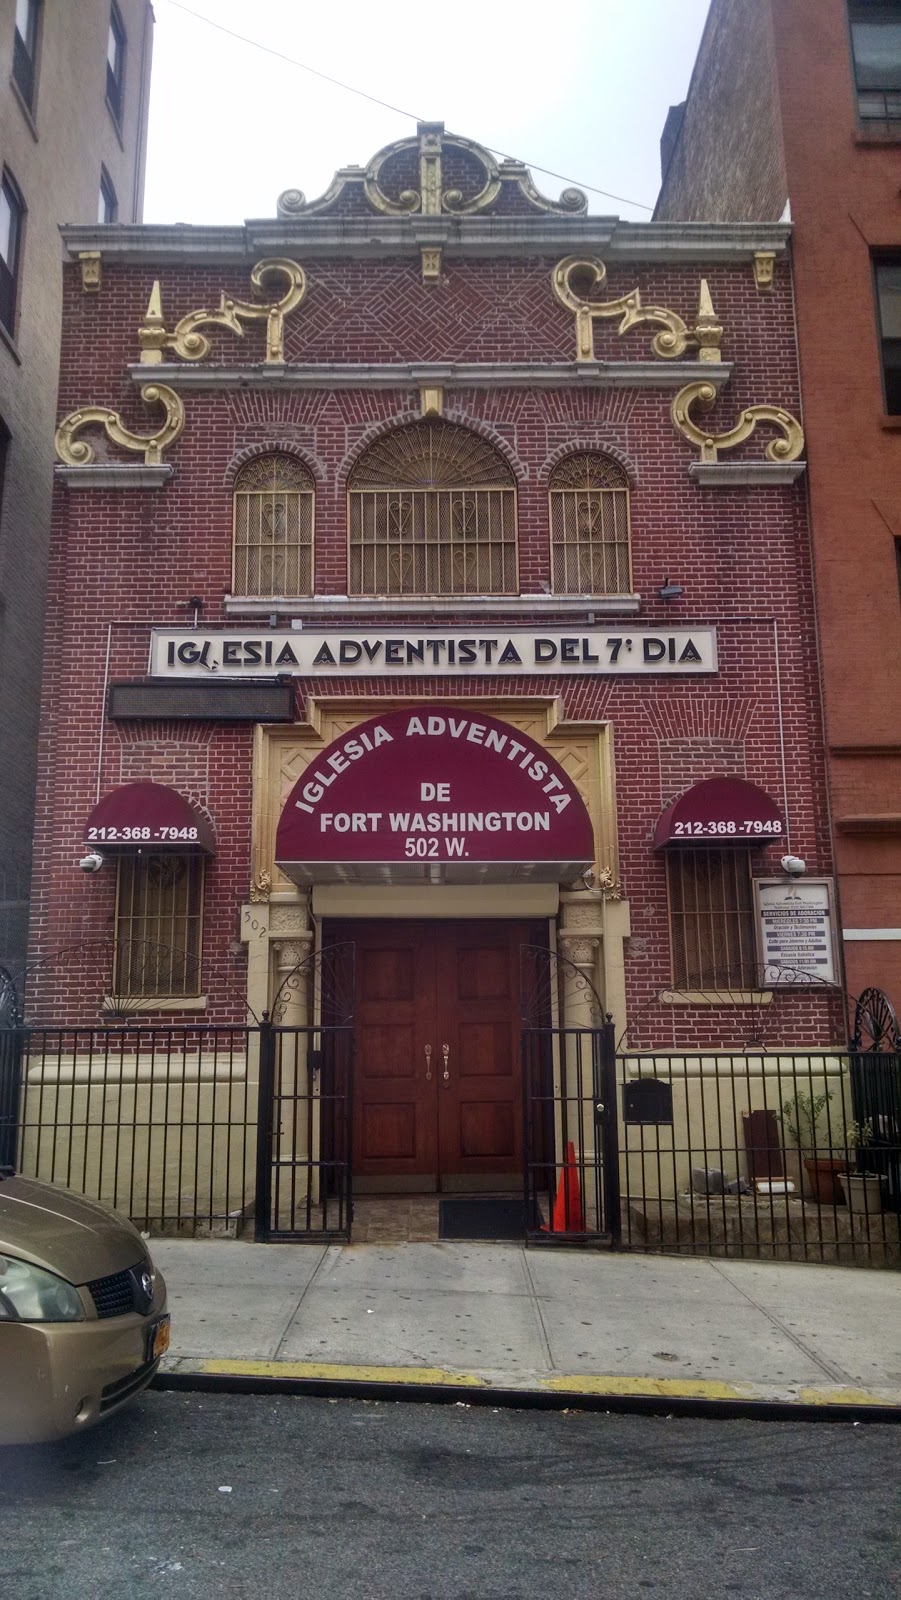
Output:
[
  {"xmin": 233, "ymin": 454, "xmax": 314, "ymax": 597},
  {"xmin": 348, "ymin": 421, "xmax": 517, "ymax": 596},
  {"xmin": 548, "ymin": 453, "xmax": 632, "ymax": 595}
]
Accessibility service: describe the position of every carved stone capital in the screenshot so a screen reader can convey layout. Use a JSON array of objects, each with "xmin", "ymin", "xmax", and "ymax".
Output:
[
  {"xmin": 273, "ymin": 937, "xmax": 312, "ymax": 971},
  {"xmin": 558, "ymin": 934, "xmax": 600, "ymax": 967}
]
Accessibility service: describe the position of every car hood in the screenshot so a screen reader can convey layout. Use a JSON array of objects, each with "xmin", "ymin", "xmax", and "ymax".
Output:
[{"xmin": 0, "ymin": 1176, "xmax": 147, "ymax": 1285}]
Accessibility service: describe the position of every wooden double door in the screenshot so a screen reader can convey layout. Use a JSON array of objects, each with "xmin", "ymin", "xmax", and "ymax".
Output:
[{"xmin": 332, "ymin": 920, "xmax": 530, "ymax": 1192}]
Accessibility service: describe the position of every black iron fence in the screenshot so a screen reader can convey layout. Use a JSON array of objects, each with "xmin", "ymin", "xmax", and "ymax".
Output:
[
  {"xmin": 521, "ymin": 1022, "xmax": 618, "ymax": 1243},
  {"xmin": 1, "ymin": 1020, "xmax": 352, "ymax": 1240},
  {"xmin": 617, "ymin": 1046, "xmax": 901, "ymax": 1266}
]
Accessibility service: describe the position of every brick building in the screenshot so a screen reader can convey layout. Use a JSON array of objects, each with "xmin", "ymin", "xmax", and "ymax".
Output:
[
  {"xmin": 0, "ymin": 0, "xmax": 153, "ymax": 966},
  {"xmin": 25, "ymin": 123, "xmax": 852, "ymax": 1232},
  {"xmin": 656, "ymin": 0, "xmax": 901, "ymax": 1013}
]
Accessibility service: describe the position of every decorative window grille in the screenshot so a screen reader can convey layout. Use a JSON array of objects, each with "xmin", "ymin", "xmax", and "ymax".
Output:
[
  {"xmin": 667, "ymin": 848, "xmax": 757, "ymax": 990},
  {"xmin": 348, "ymin": 422, "xmax": 517, "ymax": 596},
  {"xmin": 233, "ymin": 454, "xmax": 314, "ymax": 597},
  {"xmin": 548, "ymin": 453, "xmax": 632, "ymax": 595},
  {"xmin": 114, "ymin": 853, "xmax": 204, "ymax": 997}
]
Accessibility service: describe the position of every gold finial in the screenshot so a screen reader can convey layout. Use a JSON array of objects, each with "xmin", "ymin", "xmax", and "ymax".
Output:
[
  {"xmin": 694, "ymin": 280, "xmax": 723, "ymax": 364},
  {"xmin": 139, "ymin": 281, "xmax": 169, "ymax": 365}
]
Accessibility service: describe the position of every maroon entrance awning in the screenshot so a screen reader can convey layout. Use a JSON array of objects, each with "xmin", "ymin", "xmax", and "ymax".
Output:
[
  {"xmin": 84, "ymin": 782, "xmax": 216, "ymax": 852},
  {"xmin": 276, "ymin": 705, "xmax": 595, "ymax": 886},
  {"xmin": 653, "ymin": 777, "xmax": 784, "ymax": 848}
]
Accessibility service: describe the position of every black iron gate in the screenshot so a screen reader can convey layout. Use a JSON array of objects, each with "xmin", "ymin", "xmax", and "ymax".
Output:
[
  {"xmin": 520, "ymin": 946, "xmax": 619, "ymax": 1244},
  {"xmin": 255, "ymin": 942, "xmax": 355, "ymax": 1241}
]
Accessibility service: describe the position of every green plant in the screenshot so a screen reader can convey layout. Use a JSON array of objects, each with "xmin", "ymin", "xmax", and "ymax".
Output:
[
  {"xmin": 843, "ymin": 1117, "xmax": 873, "ymax": 1151},
  {"xmin": 780, "ymin": 1088, "xmax": 836, "ymax": 1154}
]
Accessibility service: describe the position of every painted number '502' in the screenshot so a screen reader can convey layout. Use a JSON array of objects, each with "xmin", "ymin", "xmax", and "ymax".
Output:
[{"xmin": 405, "ymin": 838, "xmax": 438, "ymax": 857}]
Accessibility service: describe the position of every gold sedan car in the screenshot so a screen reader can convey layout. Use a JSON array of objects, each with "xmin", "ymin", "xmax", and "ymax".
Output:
[{"xmin": 0, "ymin": 1172, "xmax": 168, "ymax": 1446}]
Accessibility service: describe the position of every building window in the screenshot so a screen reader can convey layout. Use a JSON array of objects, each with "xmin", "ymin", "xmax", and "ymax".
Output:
[
  {"xmin": 98, "ymin": 167, "xmax": 118, "ymax": 224},
  {"xmin": 106, "ymin": 2, "xmax": 126, "ymax": 124},
  {"xmin": 0, "ymin": 171, "xmax": 25, "ymax": 337},
  {"xmin": 114, "ymin": 853, "xmax": 204, "ymax": 997},
  {"xmin": 12, "ymin": 0, "xmax": 40, "ymax": 113},
  {"xmin": 849, "ymin": 3, "xmax": 901, "ymax": 127},
  {"xmin": 233, "ymin": 454, "xmax": 314, "ymax": 597},
  {"xmin": 548, "ymin": 453, "xmax": 632, "ymax": 595},
  {"xmin": 348, "ymin": 421, "xmax": 517, "ymax": 596},
  {"xmin": 875, "ymin": 259, "xmax": 901, "ymax": 413},
  {"xmin": 667, "ymin": 848, "xmax": 757, "ymax": 990}
]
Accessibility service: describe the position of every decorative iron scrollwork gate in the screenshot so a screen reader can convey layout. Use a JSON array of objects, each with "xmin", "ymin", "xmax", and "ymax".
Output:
[{"xmin": 255, "ymin": 942, "xmax": 356, "ymax": 1241}]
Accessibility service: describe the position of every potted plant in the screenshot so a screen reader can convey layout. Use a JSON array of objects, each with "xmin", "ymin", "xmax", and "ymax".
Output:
[
  {"xmin": 780, "ymin": 1088, "xmax": 847, "ymax": 1204},
  {"xmin": 837, "ymin": 1120, "xmax": 884, "ymax": 1215}
]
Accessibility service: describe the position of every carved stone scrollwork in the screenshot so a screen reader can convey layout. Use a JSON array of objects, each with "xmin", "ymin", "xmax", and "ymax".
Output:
[
  {"xmin": 671, "ymin": 380, "xmax": 805, "ymax": 464},
  {"xmin": 249, "ymin": 870, "xmax": 271, "ymax": 903},
  {"xmin": 597, "ymin": 865, "xmax": 624, "ymax": 901},
  {"xmin": 557, "ymin": 934, "xmax": 600, "ymax": 968},
  {"xmin": 54, "ymin": 383, "xmax": 185, "ymax": 467},
  {"xmin": 552, "ymin": 257, "xmax": 723, "ymax": 364},
  {"xmin": 139, "ymin": 259, "xmax": 306, "ymax": 366}
]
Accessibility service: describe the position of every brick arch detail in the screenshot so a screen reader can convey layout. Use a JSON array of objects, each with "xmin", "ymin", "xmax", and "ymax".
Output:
[
  {"xmin": 538, "ymin": 439, "xmax": 639, "ymax": 486},
  {"xmin": 223, "ymin": 440, "xmax": 325, "ymax": 486},
  {"xmin": 336, "ymin": 409, "xmax": 528, "ymax": 486}
]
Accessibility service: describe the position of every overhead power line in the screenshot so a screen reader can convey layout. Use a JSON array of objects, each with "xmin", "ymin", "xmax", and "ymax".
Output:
[{"xmin": 160, "ymin": 0, "xmax": 655, "ymax": 213}]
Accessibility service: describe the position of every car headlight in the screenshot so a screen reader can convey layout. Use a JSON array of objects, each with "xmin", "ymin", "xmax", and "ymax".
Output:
[{"xmin": 0, "ymin": 1255, "xmax": 85, "ymax": 1322}]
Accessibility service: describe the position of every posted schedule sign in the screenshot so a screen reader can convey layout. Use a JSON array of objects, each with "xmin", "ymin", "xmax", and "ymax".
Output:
[{"xmin": 755, "ymin": 879, "xmax": 838, "ymax": 985}]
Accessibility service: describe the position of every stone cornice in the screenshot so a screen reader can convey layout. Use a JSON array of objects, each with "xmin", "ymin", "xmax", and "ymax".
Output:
[
  {"xmin": 221, "ymin": 593, "xmax": 644, "ymax": 620},
  {"xmin": 126, "ymin": 360, "xmax": 733, "ymax": 393},
  {"xmin": 54, "ymin": 463, "xmax": 174, "ymax": 489},
  {"xmin": 62, "ymin": 219, "xmax": 792, "ymax": 266},
  {"xmin": 688, "ymin": 461, "xmax": 807, "ymax": 487}
]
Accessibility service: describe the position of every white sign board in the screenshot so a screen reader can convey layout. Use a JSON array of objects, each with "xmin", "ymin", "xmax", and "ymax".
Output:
[
  {"xmin": 755, "ymin": 879, "xmax": 838, "ymax": 986},
  {"xmin": 149, "ymin": 627, "xmax": 718, "ymax": 678}
]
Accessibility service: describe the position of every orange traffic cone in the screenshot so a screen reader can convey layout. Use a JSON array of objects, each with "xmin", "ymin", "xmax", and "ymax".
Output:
[{"xmin": 542, "ymin": 1141, "xmax": 583, "ymax": 1233}]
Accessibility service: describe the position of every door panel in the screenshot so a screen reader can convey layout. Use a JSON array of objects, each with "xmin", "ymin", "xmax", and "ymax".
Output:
[
  {"xmin": 336, "ymin": 919, "xmax": 530, "ymax": 1191},
  {"xmin": 338, "ymin": 922, "xmax": 438, "ymax": 1183}
]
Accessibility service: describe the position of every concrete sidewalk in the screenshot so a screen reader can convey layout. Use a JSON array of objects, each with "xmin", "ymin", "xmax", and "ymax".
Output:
[{"xmin": 150, "ymin": 1240, "xmax": 901, "ymax": 1415}]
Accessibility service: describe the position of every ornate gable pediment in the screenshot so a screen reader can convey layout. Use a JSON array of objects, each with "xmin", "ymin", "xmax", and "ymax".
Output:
[{"xmin": 276, "ymin": 121, "xmax": 588, "ymax": 221}]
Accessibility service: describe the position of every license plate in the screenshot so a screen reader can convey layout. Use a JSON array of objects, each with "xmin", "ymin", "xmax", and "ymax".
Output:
[{"xmin": 146, "ymin": 1315, "xmax": 170, "ymax": 1361}]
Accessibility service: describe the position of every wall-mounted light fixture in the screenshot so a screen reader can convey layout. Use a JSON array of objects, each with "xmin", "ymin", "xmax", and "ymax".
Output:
[{"xmin": 657, "ymin": 578, "xmax": 683, "ymax": 601}]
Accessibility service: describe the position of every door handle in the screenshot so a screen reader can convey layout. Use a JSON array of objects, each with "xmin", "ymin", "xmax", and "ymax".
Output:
[
  {"xmin": 442, "ymin": 1043, "xmax": 450, "ymax": 1086},
  {"xmin": 424, "ymin": 1043, "xmax": 432, "ymax": 1081}
]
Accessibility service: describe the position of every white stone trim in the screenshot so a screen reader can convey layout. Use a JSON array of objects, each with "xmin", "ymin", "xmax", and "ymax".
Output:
[
  {"xmin": 688, "ymin": 461, "xmax": 807, "ymax": 487},
  {"xmin": 842, "ymin": 928, "xmax": 901, "ymax": 941},
  {"xmin": 222, "ymin": 593, "xmax": 643, "ymax": 619},
  {"xmin": 127, "ymin": 360, "xmax": 732, "ymax": 394},
  {"xmin": 55, "ymin": 464, "xmax": 174, "ymax": 489}
]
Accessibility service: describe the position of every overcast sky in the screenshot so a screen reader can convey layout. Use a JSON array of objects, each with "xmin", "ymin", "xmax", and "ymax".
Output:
[{"xmin": 141, "ymin": 0, "xmax": 711, "ymax": 226}]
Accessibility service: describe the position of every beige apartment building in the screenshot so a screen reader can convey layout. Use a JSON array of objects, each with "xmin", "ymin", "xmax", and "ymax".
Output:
[{"xmin": 0, "ymin": 0, "xmax": 152, "ymax": 964}]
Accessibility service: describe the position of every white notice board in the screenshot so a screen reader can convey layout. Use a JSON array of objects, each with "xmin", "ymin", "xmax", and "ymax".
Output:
[{"xmin": 754, "ymin": 878, "xmax": 838, "ymax": 985}]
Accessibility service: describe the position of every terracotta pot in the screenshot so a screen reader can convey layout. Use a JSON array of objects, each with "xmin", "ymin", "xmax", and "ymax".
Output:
[{"xmin": 802, "ymin": 1156, "xmax": 847, "ymax": 1205}]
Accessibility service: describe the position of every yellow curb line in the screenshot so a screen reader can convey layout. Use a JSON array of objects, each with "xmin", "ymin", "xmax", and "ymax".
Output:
[{"xmin": 189, "ymin": 1360, "xmax": 901, "ymax": 1408}]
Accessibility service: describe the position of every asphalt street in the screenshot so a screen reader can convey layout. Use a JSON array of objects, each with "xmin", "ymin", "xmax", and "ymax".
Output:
[{"xmin": 0, "ymin": 1392, "xmax": 898, "ymax": 1599}]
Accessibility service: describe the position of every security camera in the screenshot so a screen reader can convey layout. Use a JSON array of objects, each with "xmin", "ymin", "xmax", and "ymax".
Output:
[
  {"xmin": 78, "ymin": 851, "xmax": 105, "ymax": 873},
  {"xmin": 780, "ymin": 854, "xmax": 807, "ymax": 876}
]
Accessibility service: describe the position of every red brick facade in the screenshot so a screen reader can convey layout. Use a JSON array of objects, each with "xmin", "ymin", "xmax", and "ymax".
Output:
[
  {"xmin": 657, "ymin": 0, "xmax": 901, "ymax": 1013},
  {"xmin": 32, "ymin": 128, "xmax": 845, "ymax": 1049}
]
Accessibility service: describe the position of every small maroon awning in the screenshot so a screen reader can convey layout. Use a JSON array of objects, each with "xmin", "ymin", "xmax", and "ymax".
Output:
[
  {"xmin": 84, "ymin": 782, "xmax": 216, "ymax": 852},
  {"xmin": 653, "ymin": 777, "xmax": 784, "ymax": 848}
]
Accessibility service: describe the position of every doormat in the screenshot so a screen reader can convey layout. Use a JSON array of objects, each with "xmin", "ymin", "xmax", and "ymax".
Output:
[{"xmin": 438, "ymin": 1197, "xmax": 530, "ymax": 1241}]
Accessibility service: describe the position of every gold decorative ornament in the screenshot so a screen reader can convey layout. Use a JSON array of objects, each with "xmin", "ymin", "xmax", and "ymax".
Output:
[
  {"xmin": 753, "ymin": 251, "xmax": 776, "ymax": 292},
  {"xmin": 277, "ymin": 123, "xmax": 586, "ymax": 219},
  {"xmin": 139, "ymin": 260, "xmax": 306, "ymax": 366},
  {"xmin": 671, "ymin": 380, "xmax": 804, "ymax": 464},
  {"xmin": 79, "ymin": 251, "xmax": 102, "ymax": 292},
  {"xmin": 552, "ymin": 257, "xmax": 724, "ymax": 364},
  {"xmin": 54, "ymin": 383, "xmax": 185, "ymax": 467},
  {"xmin": 419, "ymin": 387, "xmax": 444, "ymax": 418},
  {"xmin": 597, "ymin": 865, "xmax": 624, "ymax": 901}
]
